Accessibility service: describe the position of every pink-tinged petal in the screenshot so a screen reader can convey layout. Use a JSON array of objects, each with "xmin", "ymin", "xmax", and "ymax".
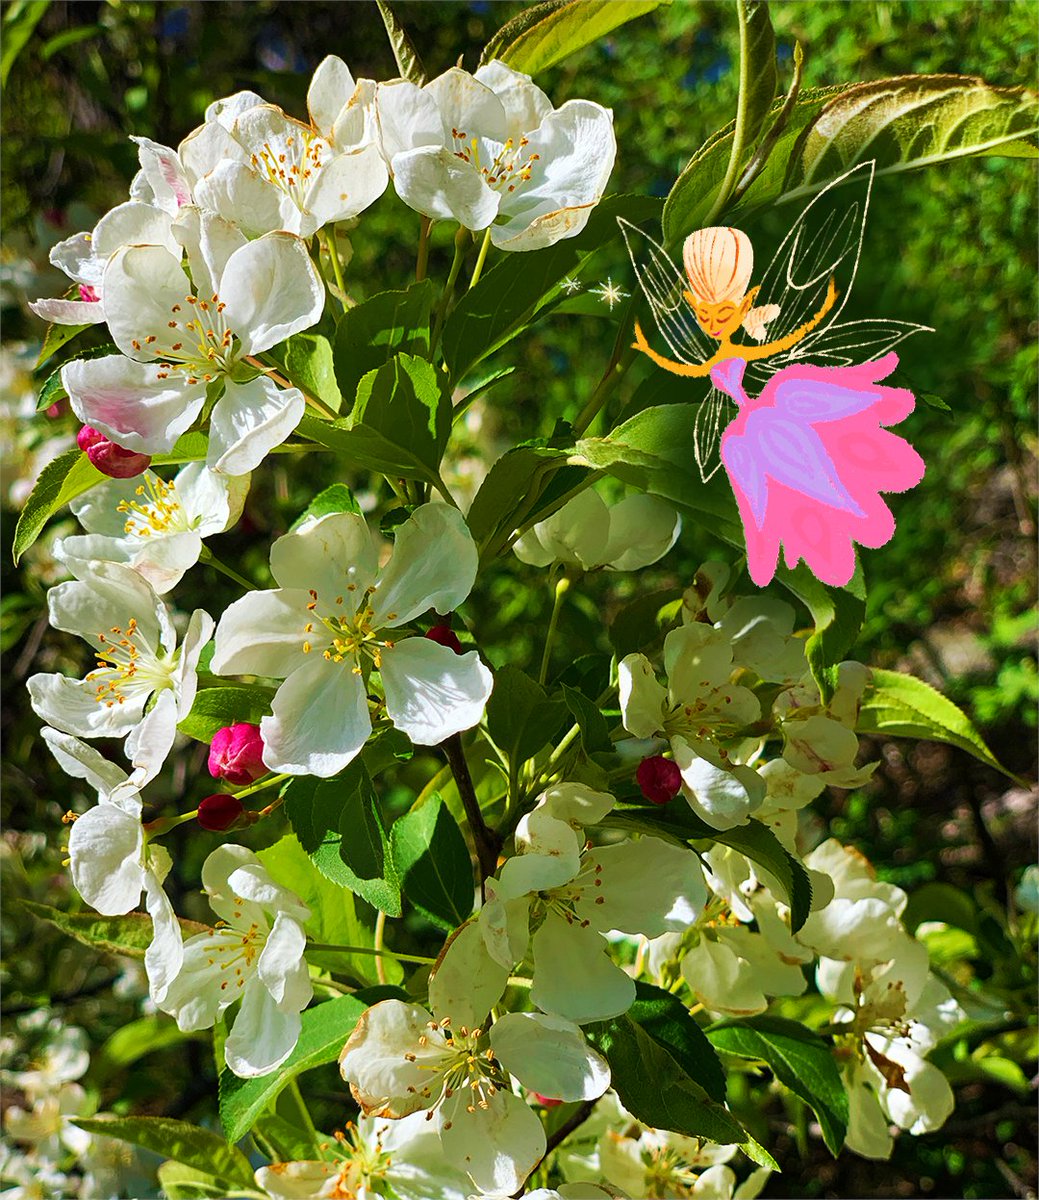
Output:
[
  {"xmin": 64, "ymin": 356, "xmax": 205, "ymax": 455},
  {"xmin": 29, "ymin": 297, "xmax": 105, "ymax": 326}
]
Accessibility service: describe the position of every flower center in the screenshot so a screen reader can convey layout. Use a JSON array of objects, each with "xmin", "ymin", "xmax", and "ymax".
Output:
[
  {"xmin": 133, "ymin": 291, "xmax": 237, "ymax": 385},
  {"xmin": 116, "ymin": 473, "xmax": 190, "ymax": 538},
  {"xmin": 86, "ymin": 618, "xmax": 168, "ymax": 707},
  {"xmin": 205, "ymin": 909, "xmax": 265, "ymax": 993},
  {"xmin": 538, "ymin": 856, "xmax": 606, "ymax": 927},
  {"xmin": 300, "ymin": 588, "xmax": 396, "ymax": 671},
  {"xmin": 450, "ymin": 130, "xmax": 541, "ymax": 195},
  {"xmin": 249, "ymin": 128, "xmax": 328, "ymax": 207}
]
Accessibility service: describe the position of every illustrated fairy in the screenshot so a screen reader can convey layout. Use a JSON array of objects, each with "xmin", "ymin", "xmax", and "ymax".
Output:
[{"xmin": 622, "ymin": 162, "xmax": 929, "ymax": 588}]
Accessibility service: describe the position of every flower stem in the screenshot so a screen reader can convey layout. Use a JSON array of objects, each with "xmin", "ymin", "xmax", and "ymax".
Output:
[
  {"xmin": 416, "ymin": 216, "xmax": 432, "ymax": 282},
  {"xmin": 321, "ymin": 226, "xmax": 349, "ymax": 310},
  {"xmin": 307, "ymin": 942, "xmax": 436, "ymax": 966},
  {"xmin": 234, "ymin": 773, "xmax": 289, "ymax": 802},
  {"xmin": 538, "ymin": 573, "xmax": 571, "ymax": 686},
  {"xmin": 374, "ymin": 910, "xmax": 388, "ymax": 986},
  {"xmin": 468, "ymin": 228, "xmax": 493, "ymax": 290},
  {"xmin": 443, "ymin": 733, "xmax": 501, "ymax": 886},
  {"xmin": 286, "ymin": 1078, "xmax": 322, "ymax": 1159},
  {"xmin": 430, "ymin": 226, "xmax": 468, "ymax": 360},
  {"xmin": 198, "ymin": 545, "xmax": 254, "ymax": 591},
  {"xmin": 543, "ymin": 1098, "xmax": 597, "ymax": 1159}
]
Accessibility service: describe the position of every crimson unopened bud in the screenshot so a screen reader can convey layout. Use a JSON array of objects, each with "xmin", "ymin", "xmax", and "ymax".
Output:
[
  {"xmin": 532, "ymin": 1093, "xmax": 563, "ymax": 1108},
  {"xmin": 637, "ymin": 755, "xmax": 682, "ymax": 805},
  {"xmin": 78, "ymin": 284, "xmax": 100, "ymax": 303},
  {"xmin": 425, "ymin": 623, "xmax": 464, "ymax": 654},
  {"xmin": 208, "ymin": 722, "xmax": 267, "ymax": 785},
  {"xmin": 77, "ymin": 426, "xmax": 151, "ymax": 479},
  {"xmin": 197, "ymin": 793, "xmax": 245, "ymax": 832}
]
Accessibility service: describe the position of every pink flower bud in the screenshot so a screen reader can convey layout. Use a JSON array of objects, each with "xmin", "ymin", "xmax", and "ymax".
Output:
[
  {"xmin": 208, "ymin": 723, "xmax": 267, "ymax": 785},
  {"xmin": 425, "ymin": 624, "xmax": 464, "ymax": 655},
  {"xmin": 197, "ymin": 794, "xmax": 246, "ymax": 832},
  {"xmin": 532, "ymin": 1093, "xmax": 563, "ymax": 1108},
  {"xmin": 77, "ymin": 426, "xmax": 151, "ymax": 479},
  {"xmin": 637, "ymin": 755, "xmax": 682, "ymax": 805},
  {"xmin": 78, "ymin": 284, "xmax": 100, "ymax": 304}
]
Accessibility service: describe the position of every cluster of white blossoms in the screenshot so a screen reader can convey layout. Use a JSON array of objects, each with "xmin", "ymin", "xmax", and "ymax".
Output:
[{"xmin": 14, "ymin": 37, "xmax": 979, "ymax": 1200}]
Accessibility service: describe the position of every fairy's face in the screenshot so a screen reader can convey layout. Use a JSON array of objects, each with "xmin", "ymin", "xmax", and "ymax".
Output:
[{"xmin": 691, "ymin": 294, "xmax": 750, "ymax": 341}]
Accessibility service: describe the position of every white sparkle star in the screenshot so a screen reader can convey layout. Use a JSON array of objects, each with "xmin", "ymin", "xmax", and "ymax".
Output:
[
  {"xmin": 560, "ymin": 276, "xmax": 582, "ymax": 295},
  {"xmin": 590, "ymin": 276, "xmax": 630, "ymax": 311}
]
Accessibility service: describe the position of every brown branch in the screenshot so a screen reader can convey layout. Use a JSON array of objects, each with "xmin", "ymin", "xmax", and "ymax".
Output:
[{"xmin": 442, "ymin": 734, "xmax": 501, "ymax": 888}]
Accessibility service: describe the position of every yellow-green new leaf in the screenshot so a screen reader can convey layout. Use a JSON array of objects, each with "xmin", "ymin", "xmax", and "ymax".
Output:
[{"xmin": 483, "ymin": 0, "xmax": 667, "ymax": 76}]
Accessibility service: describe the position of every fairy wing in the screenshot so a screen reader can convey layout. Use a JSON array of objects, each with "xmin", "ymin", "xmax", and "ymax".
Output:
[
  {"xmin": 619, "ymin": 217, "xmax": 715, "ymax": 367},
  {"xmin": 743, "ymin": 160, "xmax": 932, "ymax": 386},
  {"xmin": 693, "ymin": 386, "xmax": 732, "ymax": 482}
]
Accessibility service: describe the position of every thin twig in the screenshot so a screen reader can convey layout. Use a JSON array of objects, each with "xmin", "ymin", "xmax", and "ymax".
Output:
[{"xmin": 443, "ymin": 733, "xmax": 501, "ymax": 887}]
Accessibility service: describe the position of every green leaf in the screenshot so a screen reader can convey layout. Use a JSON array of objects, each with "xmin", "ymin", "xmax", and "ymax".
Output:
[
  {"xmin": 91, "ymin": 1015, "xmax": 197, "ymax": 1081},
  {"xmin": 466, "ymin": 442, "xmax": 574, "ymax": 549},
  {"xmin": 785, "ymin": 566, "xmax": 866, "ymax": 704},
  {"xmin": 157, "ymin": 1160, "xmax": 246, "ymax": 1200},
  {"xmin": 153, "ymin": 430, "xmax": 210, "ymax": 466},
  {"xmin": 290, "ymin": 483, "xmax": 362, "ymax": 531},
  {"xmin": 218, "ymin": 993, "xmax": 369, "ymax": 1143},
  {"xmin": 481, "ymin": 0, "xmax": 665, "ymax": 75},
  {"xmin": 333, "ymin": 280, "xmax": 434, "ymax": 403},
  {"xmin": 72, "ymin": 1115, "xmax": 255, "ymax": 1191},
  {"xmin": 586, "ymin": 1012, "xmax": 747, "ymax": 1145},
  {"xmin": 257, "ymin": 832, "xmax": 394, "ymax": 985},
  {"xmin": 270, "ymin": 332, "xmax": 343, "ymax": 413},
  {"xmin": 561, "ymin": 683, "xmax": 612, "ymax": 755},
  {"xmin": 22, "ymin": 899, "xmax": 207, "ymax": 959},
  {"xmin": 352, "ymin": 352, "xmax": 450, "ymax": 468},
  {"xmin": 283, "ymin": 767, "xmax": 401, "ymax": 916},
  {"xmin": 12, "ymin": 449, "xmax": 104, "ymax": 563},
  {"xmin": 629, "ymin": 981, "xmax": 726, "ymax": 1102},
  {"xmin": 1, "ymin": 0, "xmax": 51, "ymax": 89},
  {"xmin": 608, "ymin": 588, "xmax": 683, "ymax": 658},
  {"xmin": 485, "ymin": 665, "xmax": 568, "ymax": 768},
  {"xmin": 708, "ymin": 1015, "xmax": 848, "ymax": 1156},
  {"xmin": 253, "ymin": 1111, "xmax": 317, "ymax": 1163},
  {"xmin": 390, "ymin": 792, "xmax": 474, "ymax": 930},
  {"xmin": 442, "ymin": 195, "xmax": 660, "ymax": 384},
  {"xmin": 663, "ymin": 76, "xmax": 1039, "ymax": 239},
  {"xmin": 177, "ymin": 686, "xmax": 274, "ymax": 742},
  {"xmin": 376, "ymin": 0, "xmax": 427, "ymax": 84},
  {"xmin": 857, "ymin": 668, "xmax": 1014, "ymax": 779}
]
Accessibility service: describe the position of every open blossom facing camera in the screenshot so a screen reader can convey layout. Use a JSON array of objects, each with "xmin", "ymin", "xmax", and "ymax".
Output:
[
  {"xmin": 61, "ymin": 208, "xmax": 323, "ymax": 474},
  {"xmin": 376, "ymin": 60, "xmax": 616, "ymax": 250},
  {"xmin": 212, "ymin": 504, "xmax": 493, "ymax": 776}
]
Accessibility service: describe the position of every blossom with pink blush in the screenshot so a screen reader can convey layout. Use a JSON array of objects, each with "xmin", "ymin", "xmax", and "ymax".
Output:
[
  {"xmin": 208, "ymin": 722, "xmax": 267, "ymax": 785},
  {"xmin": 713, "ymin": 352, "xmax": 925, "ymax": 588},
  {"xmin": 77, "ymin": 425, "xmax": 152, "ymax": 479}
]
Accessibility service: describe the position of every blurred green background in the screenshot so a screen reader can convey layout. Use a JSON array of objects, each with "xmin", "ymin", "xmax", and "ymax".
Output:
[{"xmin": 1, "ymin": 3, "xmax": 1036, "ymax": 1198}]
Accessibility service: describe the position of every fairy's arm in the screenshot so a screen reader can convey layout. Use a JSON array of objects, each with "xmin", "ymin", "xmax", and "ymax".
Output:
[
  {"xmin": 740, "ymin": 275, "xmax": 839, "ymax": 362},
  {"xmin": 632, "ymin": 319, "xmax": 714, "ymax": 378}
]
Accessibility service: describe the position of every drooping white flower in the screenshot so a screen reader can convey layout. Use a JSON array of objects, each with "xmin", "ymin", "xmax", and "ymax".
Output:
[
  {"xmin": 56, "ymin": 462, "xmax": 249, "ymax": 594},
  {"xmin": 190, "ymin": 60, "xmax": 387, "ymax": 238},
  {"xmin": 254, "ymin": 1111, "xmax": 472, "ymax": 1200},
  {"xmin": 453, "ymin": 784, "xmax": 707, "ymax": 1025},
  {"xmin": 41, "ymin": 728, "xmax": 183, "ymax": 1004},
  {"xmin": 513, "ymin": 490, "xmax": 681, "ymax": 572},
  {"xmin": 28, "ymin": 561, "xmax": 212, "ymax": 781},
  {"xmin": 158, "ymin": 845, "xmax": 312, "ymax": 1077},
  {"xmin": 61, "ymin": 208, "xmax": 323, "ymax": 474},
  {"xmin": 376, "ymin": 61, "xmax": 616, "ymax": 251},
  {"xmin": 212, "ymin": 504, "xmax": 493, "ymax": 777},
  {"xmin": 339, "ymin": 998, "xmax": 609, "ymax": 1195},
  {"xmin": 619, "ymin": 623, "xmax": 765, "ymax": 830}
]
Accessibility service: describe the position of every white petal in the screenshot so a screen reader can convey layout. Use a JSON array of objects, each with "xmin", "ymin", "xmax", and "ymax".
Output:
[
  {"xmin": 262, "ymin": 658, "xmax": 372, "ymax": 777},
  {"xmin": 577, "ymin": 838, "xmax": 707, "ymax": 936},
  {"xmin": 175, "ymin": 461, "xmax": 250, "ymax": 535},
  {"xmin": 102, "ymin": 244, "xmax": 191, "ymax": 361},
  {"xmin": 339, "ymin": 999, "xmax": 452, "ymax": 1118},
  {"xmin": 130, "ymin": 137, "xmax": 193, "ymax": 213},
  {"xmin": 376, "ymin": 80, "xmax": 444, "ymax": 161},
  {"xmin": 438, "ymin": 1088, "xmax": 545, "ymax": 1195},
  {"xmin": 50, "ymin": 232, "xmax": 101, "ymax": 285},
  {"xmin": 68, "ymin": 804, "xmax": 144, "ymax": 914},
  {"xmin": 474, "ymin": 61, "xmax": 552, "ymax": 136},
  {"xmin": 426, "ymin": 67, "xmax": 507, "ymax": 142},
  {"xmin": 41, "ymin": 727, "xmax": 131, "ymax": 801},
  {"xmin": 143, "ymin": 868, "xmax": 183, "ymax": 1005},
  {"xmin": 604, "ymin": 495, "xmax": 681, "ymax": 571},
  {"xmin": 48, "ymin": 560, "xmax": 164, "ymax": 648},
  {"xmin": 124, "ymin": 688, "xmax": 178, "ymax": 781},
  {"xmin": 680, "ymin": 936, "xmax": 768, "ymax": 1017},
  {"xmin": 269, "ymin": 510, "xmax": 378, "ymax": 597},
  {"xmin": 208, "ymin": 376, "xmax": 305, "ymax": 474},
  {"xmin": 193, "ymin": 158, "xmax": 294, "ymax": 236},
  {"xmin": 673, "ymin": 739, "xmax": 764, "ymax": 830},
  {"xmin": 257, "ymin": 912, "xmax": 312, "ymax": 1011},
  {"xmin": 92, "ymin": 200, "xmax": 179, "ymax": 260},
  {"xmin": 305, "ymin": 143, "xmax": 388, "ymax": 227},
  {"xmin": 372, "ymin": 504, "xmax": 479, "ymax": 627},
  {"xmin": 212, "ymin": 587, "xmax": 312, "ymax": 678},
  {"xmin": 308, "ymin": 55, "xmax": 357, "ymax": 134},
  {"xmin": 391, "ymin": 145, "xmax": 499, "ymax": 229},
  {"xmin": 381, "ymin": 639, "xmax": 492, "ymax": 747},
  {"xmin": 171, "ymin": 206, "xmax": 247, "ymax": 298},
  {"xmin": 28, "ymin": 673, "xmax": 145, "ymax": 740},
  {"xmin": 178, "ymin": 118, "xmax": 244, "ymax": 184},
  {"xmin": 531, "ymin": 912, "xmax": 635, "ymax": 1024},
  {"xmin": 219, "ymin": 232, "xmax": 324, "ymax": 356},
  {"xmin": 225, "ymin": 978, "xmax": 302, "ymax": 1077},
  {"xmin": 428, "ymin": 921, "xmax": 509, "ymax": 1030},
  {"xmin": 618, "ymin": 654, "xmax": 667, "ymax": 738},
  {"xmin": 158, "ymin": 932, "xmax": 236, "ymax": 1031},
  {"xmin": 29, "ymin": 297, "xmax": 104, "ymax": 325},
  {"xmin": 491, "ymin": 1011, "xmax": 609, "ymax": 1101},
  {"xmin": 532, "ymin": 490, "xmax": 610, "ymax": 570},
  {"xmin": 844, "ymin": 1066, "xmax": 893, "ymax": 1159},
  {"xmin": 478, "ymin": 884, "xmax": 530, "ymax": 970},
  {"xmin": 64, "ymin": 356, "xmax": 205, "ymax": 455}
]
